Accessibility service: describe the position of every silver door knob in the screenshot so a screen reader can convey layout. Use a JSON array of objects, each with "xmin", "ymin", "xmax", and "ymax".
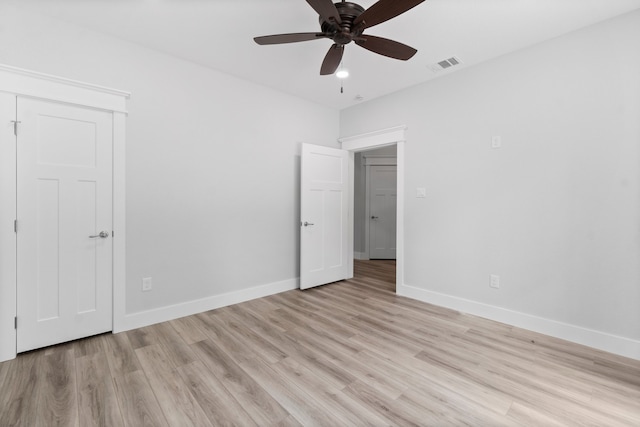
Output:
[
  {"xmin": 89, "ymin": 231, "xmax": 109, "ymax": 238},
  {"xmin": 371, "ymin": 216, "xmax": 379, "ymax": 220},
  {"xmin": 303, "ymin": 222, "xmax": 314, "ymax": 227}
]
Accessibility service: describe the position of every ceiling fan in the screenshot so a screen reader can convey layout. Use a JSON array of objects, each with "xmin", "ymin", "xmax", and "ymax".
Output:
[{"xmin": 254, "ymin": 0, "xmax": 426, "ymax": 75}]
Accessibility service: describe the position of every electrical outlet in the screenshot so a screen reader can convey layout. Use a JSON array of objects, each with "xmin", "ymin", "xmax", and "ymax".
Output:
[
  {"xmin": 490, "ymin": 274, "xmax": 500, "ymax": 289},
  {"xmin": 491, "ymin": 136, "xmax": 502, "ymax": 148},
  {"xmin": 142, "ymin": 277, "xmax": 153, "ymax": 292}
]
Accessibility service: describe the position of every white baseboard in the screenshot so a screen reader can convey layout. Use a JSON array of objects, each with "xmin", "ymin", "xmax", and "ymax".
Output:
[
  {"xmin": 354, "ymin": 252, "xmax": 368, "ymax": 260},
  {"xmin": 398, "ymin": 283, "xmax": 640, "ymax": 361},
  {"xmin": 114, "ymin": 278, "xmax": 299, "ymax": 333}
]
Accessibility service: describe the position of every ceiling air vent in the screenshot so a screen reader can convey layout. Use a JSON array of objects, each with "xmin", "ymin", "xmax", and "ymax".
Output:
[{"xmin": 429, "ymin": 56, "xmax": 463, "ymax": 73}]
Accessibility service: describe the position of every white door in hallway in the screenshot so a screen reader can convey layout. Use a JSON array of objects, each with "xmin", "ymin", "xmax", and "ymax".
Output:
[
  {"xmin": 300, "ymin": 143, "xmax": 350, "ymax": 290},
  {"xmin": 16, "ymin": 98, "xmax": 113, "ymax": 352},
  {"xmin": 369, "ymin": 165, "xmax": 397, "ymax": 259}
]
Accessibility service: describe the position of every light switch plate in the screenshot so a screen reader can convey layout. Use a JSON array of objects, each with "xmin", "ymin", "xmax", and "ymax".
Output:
[{"xmin": 416, "ymin": 188, "xmax": 426, "ymax": 198}]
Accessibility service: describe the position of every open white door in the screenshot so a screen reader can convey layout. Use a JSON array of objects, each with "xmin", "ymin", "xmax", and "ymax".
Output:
[{"xmin": 300, "ymin": 143, "xmax": 350, "ymax": 290}]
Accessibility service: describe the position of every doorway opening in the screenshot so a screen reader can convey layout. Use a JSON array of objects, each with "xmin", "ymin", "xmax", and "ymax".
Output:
[
  {"xmin": 354, "ymin": 145, "xmax": 397, "ymax": 262},
  {"xmin": 340, "ymin": 125, "xmax": 406, "ymax": 294}
]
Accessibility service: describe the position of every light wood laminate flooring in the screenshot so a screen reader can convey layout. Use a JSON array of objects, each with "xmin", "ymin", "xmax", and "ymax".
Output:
[{"xmin": 1, "ymin": 260, "xmax": 639, "ymax": 426}]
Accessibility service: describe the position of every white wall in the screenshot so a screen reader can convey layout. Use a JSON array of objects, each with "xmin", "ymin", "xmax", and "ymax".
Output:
[
  {"xmin": 341, "ymin": 11, "xmax": 640, "ymax": 358},
  {"xmin": 0, "ymin": 5, "xmax": 339, "ymax": 326}
]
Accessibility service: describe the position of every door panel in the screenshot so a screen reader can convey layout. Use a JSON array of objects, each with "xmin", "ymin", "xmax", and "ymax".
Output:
[
  {"xmin": 17, "ymin": 98, "xmax": 113, "ymax": 352},
  {"xmin": 369, "ymin": 165, "xmax": 397, "ymax": 259},
  {"xmin": 300, "ymin": 144, "xmax": 350, "ymax": 290}
]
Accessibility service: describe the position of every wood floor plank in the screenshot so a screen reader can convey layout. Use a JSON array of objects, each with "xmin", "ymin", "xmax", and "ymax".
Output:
[
  {"xmin": 169, "ymin": 315, "xmax": 208, "ymax": 345},
  {"xmin": 73, "ymin": 334, "xmax": 107, "ymax": 358},
  {"xmin": 194, "ymin": 312, "xmax": 258, "ymax": 366},
  {"xmin": 112, "ymin": 370, "xmax": 168, "ymax": 427},
  {"xmin": 211, "ymin": 308, "xmax": 288, "ymax": 364},
  {"xmin": 135, "ymin": 344, "xmax": 212, "ymax": 426},
  {"xmin": 273, "ymin": 357, "xmax": 392, "ymax": 426},
  {"xmin": 239, "ymin": 356, "xmax": 345, "ymax": 426},
  {"xmin": 0, "ymin": 352, "xmax": 41, "ymax": 426},
  {"xmin": 148, "ymin": 321, "xmax": 198, "ymax": 368},
  {"xmin": 76, "ymin": 352, "xmax": 124, "ymax": 427},
  {"xmin": 126, "ymin": 325, "xmax": 159, "ymax": 350},
  {"xmin": 342, "ymin": 379, "xmax": 430, "ymax": 426},
  {"xmin": 102, "ymin": 332, "xmax": 141, "ymax": 378},
  {"xmin": 506, "ymin": 401, "xmax": 569, "ymax": 427},
  {"xmin": 35, "ymin": 348, "xmax": 79, "ymax": 427},
  {"xmin": 176, "ymin": 361, "xmax": 258, "ymax": 427},
  {"xmin": 190, "ymin": 338, "xmax": 290, "ymax": 425}
]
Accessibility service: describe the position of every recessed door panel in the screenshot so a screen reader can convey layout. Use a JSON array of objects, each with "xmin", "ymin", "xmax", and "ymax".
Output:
[
  {"xmin": 77, "ymin": 180, "xmax": 98, "ymax": 314},
  {"xmin": 36, "ymin": 179, "xmax": 61, "ymax": 321},
  {"xmin": 37, "ymin": 115, "xmax": 97, "ymax": 167},
  {"xmin": 324, "ymin": 190, "xmax": 344, "ymax": 268}
]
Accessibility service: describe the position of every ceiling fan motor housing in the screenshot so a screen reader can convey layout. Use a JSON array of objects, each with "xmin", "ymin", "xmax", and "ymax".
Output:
[{"xmin": 320, "ymin": 2, "xmax": 365, "ymax": 45}]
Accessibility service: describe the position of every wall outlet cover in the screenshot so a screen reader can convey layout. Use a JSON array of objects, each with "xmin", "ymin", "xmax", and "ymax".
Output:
[{"xmin": 490, "ymin": 274, "xmax": 500, "ymax": 289}]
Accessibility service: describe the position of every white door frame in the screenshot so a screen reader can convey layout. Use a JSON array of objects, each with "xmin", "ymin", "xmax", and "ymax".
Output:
[
  {"xmin": 0, "ymin": 64, "xmax": 129, "ymax": 362},
  {"xmin": 339, "ymin": 125, "xmax": 406, "ymax": 291}
]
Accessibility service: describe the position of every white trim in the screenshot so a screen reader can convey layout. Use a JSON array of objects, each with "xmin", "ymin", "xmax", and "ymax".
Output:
[
  {"xmin": 398, "ymin": 284, "xmax": 640, "ymax": 361},
  {"xmin": 0, "ymin": 64, "xmax": 128, "ymax": 362},
  {"xmin": 396, "ymin": 142, "xmax": 405, "ymax": 288},
  {"xmin": 340, "ymin": 126, "xmax": 406, "ymax": 290},
  {"xmin": 0, "ymin": 64, "xmax": 130, "ymax": 114},
  {"xmin": 0, "ymin": 93, "xmax": 16, "ymax": 363},
  {"xmin": 117, "ymin": 278, "xmax": 299, "ymax": 332},
  {"xmin": 347, "ymin": 152, "xmax": 355, "ymax": 279},
  {"xmin": 112, "ymin": 113, "xmax": 127, "ymax": 334},
  {"xmin": 364, "ymin": 163, "xmax": 371, "ymax": 261},
  {"xmin": 340, "ymin": 125, "xmax": 407, "ymax": 151}
]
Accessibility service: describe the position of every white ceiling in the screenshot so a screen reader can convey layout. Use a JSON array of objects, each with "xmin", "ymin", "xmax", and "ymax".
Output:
[{"xmin": 10, "ymin": 0, "xmax": 640, "ymax": 109}]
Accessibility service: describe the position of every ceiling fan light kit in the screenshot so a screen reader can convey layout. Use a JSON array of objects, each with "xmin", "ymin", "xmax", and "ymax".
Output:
[{"xmin": 254, "ymin": 0, "xmax": 426, "ymax": 76}]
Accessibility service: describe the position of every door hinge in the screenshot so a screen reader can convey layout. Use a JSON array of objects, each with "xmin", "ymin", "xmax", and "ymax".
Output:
[
  {"xmin": 14, "ymin": 220, "xmax": 17, "ymax": 233},
  {"xmin": 10, "ymin": 120, "xmax": 21, "ymax": 136},
  {"xmin": 14, "ymin": 317, "xmax": 17, "ymax": 329}
]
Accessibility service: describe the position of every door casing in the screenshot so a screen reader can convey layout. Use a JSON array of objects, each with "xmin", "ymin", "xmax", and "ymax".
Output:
[
  {"xmin": 0, "ymin": 64, "xmax": 129, "ymax": 362},
  {"xmin": 339, "ymin": 125, "xmax": 406, "ymax": 291}
]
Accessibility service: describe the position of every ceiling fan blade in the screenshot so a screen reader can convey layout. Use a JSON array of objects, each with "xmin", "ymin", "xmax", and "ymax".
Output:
[
  {"xmin": 355, "ymin": 35, "xmax": 417, "ymax": 60},
  {"xmin": 354, "ymin": 0, "xmax": 425, "ymax": 30},
  {"xmin": 320, "ymin": 44, "xmax": 344, "ymax": 75},
  {"xmin": 254, "ymin": 33, "xmax": 327, "ymax": 45},
  {"xmin": 306, "ymin": 0, "xmax": 342, "ymax": 25}
]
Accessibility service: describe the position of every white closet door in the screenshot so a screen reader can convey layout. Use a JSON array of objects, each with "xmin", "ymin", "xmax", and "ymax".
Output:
[
  {"xmin": 369, "ymin": 165, "xmax": 397, "ymax": 259},
  {"xmin": 17, "ymin": 98, "xmax": 113, "ymax": 352}
]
